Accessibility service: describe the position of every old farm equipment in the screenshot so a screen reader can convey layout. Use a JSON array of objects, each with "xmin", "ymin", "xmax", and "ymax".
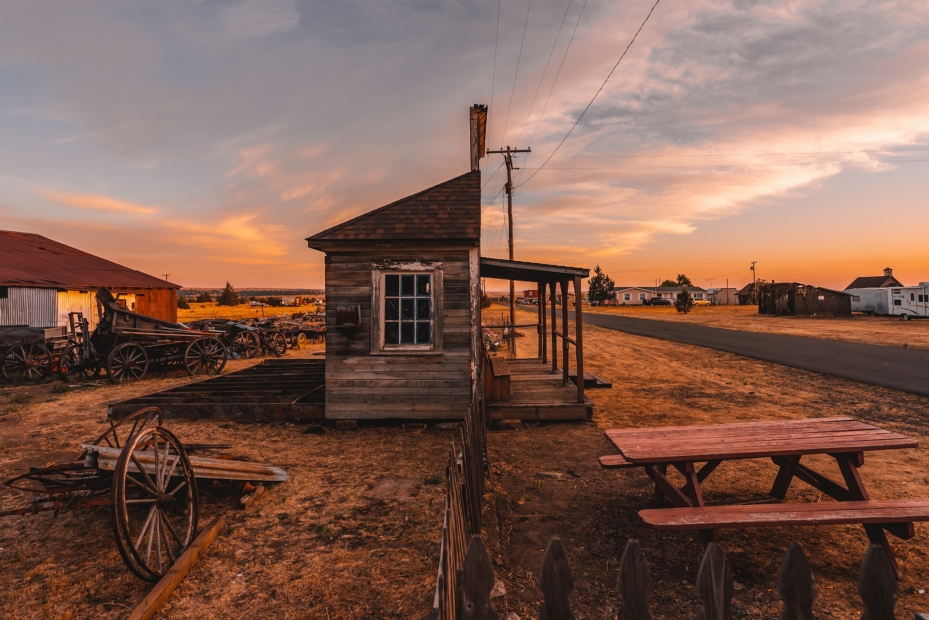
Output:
[
  {"xmin": 58, "ymin": 289, "xmax": 228, "ymax": 383},
  {"xmin": 186, "ymin": 319, "xmax": 287, "ymax": 359},
  {"xmin": 1, "ymin": 325, "xmax": 71, "ymax": 381},
  {"xmin": 1, "ymin": 407, "xmax": 287, "ymax": 581}
]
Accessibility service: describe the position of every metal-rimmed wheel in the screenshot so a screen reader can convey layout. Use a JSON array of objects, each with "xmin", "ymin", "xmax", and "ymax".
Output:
[
  {"xmin": 230, "ymin": 331, "xmax": 260, "ymax": 359},
  {"xmin": 293, "ymin": 332, "xmax": 308, "ymax": 350},
  {"xmin": 184, "ymin": 337, "xmax": 227, "ymax": 376},
  {"xmin": 106, "ymin": 342, "xmax": 149, "ymax": 384},
  {"xmin": 88, "ymin": 406, "xmax": 164, "ymax": 449},
  {"xmin": 112, "ymin": 425, "xmax": 198, "ymax": 581},
  {"xmin": 264, "ymin": 330, "xmax": 287, "ymax": 357},
  {"xmin": 1, "ymin": 343, "xmax": 51, "ymax": 381},
  {"xmin": 57, "ymin": 342, "xmax": 101, "ymax": 382}
]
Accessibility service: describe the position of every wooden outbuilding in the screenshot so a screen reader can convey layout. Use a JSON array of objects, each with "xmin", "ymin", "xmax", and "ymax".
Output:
[
  {"xmin": 758, "ymin": 282, "xmax": 851, "ymax": 317},
  {"xmin": 0, "ymin": 231, "xmax": 180, "ymax": 328}
]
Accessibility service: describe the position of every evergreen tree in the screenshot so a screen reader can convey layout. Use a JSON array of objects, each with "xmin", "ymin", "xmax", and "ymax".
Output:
[
  {"xmin": 659, "ymin": 278, "xmax": 677, "ymax": 287},
  {"xmin": 675, "ymin": 287, "xmax": 694, "ymax": 313},
  {"xmin": 587, "ymin": 265, "xmax": 615, "ymax": 305},
  {"xmin": 676, "ymin": 274, "xmax": 693, "ymax": 286},
  {"xmin": 217, "ymin": 282, "xmax": 239, "ymax": 306},
  {"xmin": 195, "ymin": 291, "xmax": 213, "ymax": 303}
]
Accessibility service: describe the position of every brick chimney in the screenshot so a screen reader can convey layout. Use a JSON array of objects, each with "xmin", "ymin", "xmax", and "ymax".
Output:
[{"xmin": 884, "ymin": 267, "xmax": 893, "ymax": 276}]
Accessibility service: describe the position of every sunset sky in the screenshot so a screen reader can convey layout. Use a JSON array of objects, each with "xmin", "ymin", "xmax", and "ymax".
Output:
[{"xmin": 1, "ymin": 0, "xmax": 927, "ymax": 291}]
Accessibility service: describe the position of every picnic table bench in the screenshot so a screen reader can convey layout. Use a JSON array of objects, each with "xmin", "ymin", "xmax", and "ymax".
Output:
[{"xmin": 601, "ymin": 416, "xmax": 925, "ymax": 578}]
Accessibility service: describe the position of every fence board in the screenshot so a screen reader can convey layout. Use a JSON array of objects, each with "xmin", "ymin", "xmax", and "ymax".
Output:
[
  {"xmin": 618, "ymin": 539, "xmax": 652, "ymax": 620},
  {"xmin": 778, "ymin": 543, "xmax": 815, "ymax": 620},
  {"xmin": 695, "ymin": 543, "xmax": 732, "ymax": 620},
  {"xmin": 859, "ymin": 544, "xmax": 897, "ymax": 620},
  {"xmin": 539, "ymin": 537, "xmax": 574, "ymax": 620}
]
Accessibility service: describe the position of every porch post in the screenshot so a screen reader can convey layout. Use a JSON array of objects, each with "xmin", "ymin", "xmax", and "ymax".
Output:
[
  {"xmin": 574, "ymin": 276, "xmax": 585, "ymax": 404},
  {"xmin": 561, "ymin": 280, "xmax": 569, "ymax": 386},
  {"xmin": 550, "ymin": 280, "xmax": 558, "ymax": 374},
  {"xmin": 539, "ymin": 281, "xmax": 547, "ymax": 364}
]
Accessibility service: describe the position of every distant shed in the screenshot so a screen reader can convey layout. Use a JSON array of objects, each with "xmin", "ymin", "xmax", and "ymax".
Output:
[
  {"xmin": 0, "ymin": 231, "xmax": 180, "ymax": 328},
  {"xmin": 758, "ymin": 282, "xmax": 851, "ymax": 317}
]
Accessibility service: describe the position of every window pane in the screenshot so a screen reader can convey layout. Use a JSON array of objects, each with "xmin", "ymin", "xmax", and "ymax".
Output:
[
  {"xmin": 385, "ymin": 322, "xmax": 399, "ymax": 344},
  {"xmin": 417, "ymin": 322, "xmax": 431, "ymax": 344},
  {"xmin": 385, "ymin": 274, "xmax": 399, "ymax": 296},
  {"xmin": 401, "ymin": 274, "xmax": 415, "ymax": 296},
  {"xmin": 417, "ymin": 274, "xmax": 430, "ymax": 295},
  {"xmin": 400, "ymin": 322, "xmax": 415, "ymax": 344},
  {"xmin": 417, "ymin": 299, "xmax": 431, "ymax": 320},
  {"xmin": 401, "ymin": 299, "xmax": 415, "ymax": 320},
  {"xmin": 385, "ymin": 298, "xmax": 399, "ymax": 320}
]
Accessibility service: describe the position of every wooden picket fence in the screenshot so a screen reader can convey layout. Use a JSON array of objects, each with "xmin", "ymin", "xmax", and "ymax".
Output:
[
  {"xmin": 427, "ymin": 404, "xmax": 487, "ymax": 620},
  {"xmin": 431, "ymin": 534, "xmax": 903, "ymax": 619}
]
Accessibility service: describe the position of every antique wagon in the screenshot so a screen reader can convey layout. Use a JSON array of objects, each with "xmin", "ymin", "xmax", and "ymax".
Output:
[
  {"xmin": 1, "ymin": 407, "xmax": 287, "ymax": 581},
  {"xmin": 0, "ymin": 325, "xmax": 71, "ymax": 381},
  {"xmin": 59, "ymin": 289, "xmax": 228, "ymax": 383}
]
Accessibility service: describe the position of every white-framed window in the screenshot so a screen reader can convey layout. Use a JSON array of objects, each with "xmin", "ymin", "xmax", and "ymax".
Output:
[
  {"xmin": 694, "ymin": 293, "xmax": 703, "ymax": 299},
  {"xmin": 372, "ymin": 261, "xmax": 443, "ymax": 353},
  {"xmin": 639, "ymin": 293, "xmax": 646, "ymax": 301},
  {"xmin": 624, "ymin": 293, "xmax": 631, "ymax": 301}
]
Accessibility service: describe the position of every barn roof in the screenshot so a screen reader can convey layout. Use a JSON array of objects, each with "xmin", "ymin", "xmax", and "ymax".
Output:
[
  {"xmin": 846, "ymin": 275, "xmax": 904, "ymax": 289},
  {"xmin": 306, "ymin": 171, "xmax": 481, "ymax": 248},
  {"xmin": 0, "ymin": 231, "xmax": 180, "ymax": 289}
]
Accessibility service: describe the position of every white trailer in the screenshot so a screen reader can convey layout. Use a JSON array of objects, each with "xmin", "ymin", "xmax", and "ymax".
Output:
[{"xmin": 845, "ymin": 284, "xmax": 929, "ymax": 319}]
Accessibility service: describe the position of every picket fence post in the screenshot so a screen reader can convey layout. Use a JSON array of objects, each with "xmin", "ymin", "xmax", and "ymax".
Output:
[
  {"xmin": 695, "ymin": 542, "xmax": 732, "ymax": 620},
  {"xmin": 778, "ymin": 543, "xmax": 815, "ymax": 620},
  {"xmin": 618, "ymin": 539, "xmax": 653, "ymax": 620},
  {"xmin": 859, "ymin": 544, "xmax": 897, "ymax": 620},
  {"xmin": 539, "ymin": 537, "xmax": 574, "ymax": 620}
]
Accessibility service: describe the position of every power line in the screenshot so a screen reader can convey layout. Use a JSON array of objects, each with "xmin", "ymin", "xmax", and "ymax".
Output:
[
  {"xmin": 519, "ymin": 0, "xmax": 589, "ymax": 185},
  {"xmin": 501, "ymin": 0, "xmax": 533, "ymax": 146},
  {"xmin": 514, "ymin": 158, "xmax": 929, "ymax": 170},
  {"xmin": 552, "ymin": 148, "xmax": 929, "ymax": 158},
  {"xmin": 517, "ymin": 0, "xmax": 661, "ymax": 189},
  {"xmin": 514, "ymin": 0, "xmax": 574, "ymax": 150},
  {"xmin": 488, "ymin": 0, "xmax": 501, "ymax": 141}
]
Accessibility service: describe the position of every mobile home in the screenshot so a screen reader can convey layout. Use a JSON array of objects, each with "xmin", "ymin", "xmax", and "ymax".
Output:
[{"xmin": 846, "ymin": 284, "xmax": 929, "ymax": 319}]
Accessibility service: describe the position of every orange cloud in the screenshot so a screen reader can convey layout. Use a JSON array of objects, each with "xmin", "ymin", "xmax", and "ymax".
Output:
[{"xmin": 40, "ymin": 189, "xmax": 158, "ymax": 215}]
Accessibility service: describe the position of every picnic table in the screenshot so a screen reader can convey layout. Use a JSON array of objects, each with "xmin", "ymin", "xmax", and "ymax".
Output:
[{"xmin": 601, "ymin": 416, "xmax": 928, "ymax": 578}]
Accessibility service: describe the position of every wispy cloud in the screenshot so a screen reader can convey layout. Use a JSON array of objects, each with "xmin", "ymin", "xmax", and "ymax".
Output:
[{"xmin": 40, "ymin": 189, "xmax": 159, "ymax": 214}]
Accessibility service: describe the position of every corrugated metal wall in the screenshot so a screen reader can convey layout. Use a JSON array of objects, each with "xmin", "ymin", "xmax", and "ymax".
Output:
[
  {"xmin": 0, "ymin": 287, "xmax": 58, "ymax": 327},
  {"xmin": 56, "ymin": 290, "xmax": 100, "ymax": 329}
]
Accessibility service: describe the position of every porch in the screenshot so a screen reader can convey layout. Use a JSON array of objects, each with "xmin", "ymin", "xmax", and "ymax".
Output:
[{"xmin": 480, "ymin": 257, "xmax": 595, "ymax": 421}]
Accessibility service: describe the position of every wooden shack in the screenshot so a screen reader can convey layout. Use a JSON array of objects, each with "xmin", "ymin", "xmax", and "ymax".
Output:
[
  {"xmin": 758, "ymin": 282, "xmax": 851, "ymax": 317},
  {"xmin": 306, "ymin": 172, "xmax": 482, "ymax": 420},
  {"xmin": 0, "ymin": 231, "xmax": 180, "ymax": 328}
]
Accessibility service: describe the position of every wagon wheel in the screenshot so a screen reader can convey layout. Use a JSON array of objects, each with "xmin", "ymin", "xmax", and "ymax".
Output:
[
  {"xmin": 88, "ymin": 406, "xmax": 164, "ymax": 449},
  {"xmin": 230, "ymin": 331, "xmax": 260, "ymax": 359},
  {"xmin": 264, "ymin": 330, "xmax": 288, "ymax": 357},
  {"xmin": 294, "ymin": 332, "xmax": 308, "ymax": 350},
  {"xmin": 57, "ymin": 342, "xmax": 101, "ymax": 382},
  {"xmin": 184, "ymin": 337, "xmax": 227, "ymax": 376},
  {"xmin": 1, "ymin": 343, "xmax": 51, "ymax": 381},
  {"xmin": 111, "ymin": 425, "xmax": 198, "ymax": 581},
  {"xmin": 106, "ymin": 343, "xmax": 149, "ymax": 383}
]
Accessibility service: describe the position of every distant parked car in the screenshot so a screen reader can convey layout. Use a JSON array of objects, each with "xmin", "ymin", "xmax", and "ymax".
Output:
[
  {"xmin": 648, "ymin": 298, "xmax": 672, "ymax": 306},
  {"xmin": 693, "ymin": 299, "xmax": 711, "ymax": 306}
]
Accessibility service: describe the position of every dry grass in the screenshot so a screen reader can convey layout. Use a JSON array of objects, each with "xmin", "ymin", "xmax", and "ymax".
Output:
[
  {"xmin": 585, "ymin": 303, "xmax": 929, "ymax": 350},
  {"xmin": 178, "ymin": 302, "xmax": 323, "ymax": 323},
  {"xmin": 4, "ymin": 306, "xmax": 929, "ymax": 618}
]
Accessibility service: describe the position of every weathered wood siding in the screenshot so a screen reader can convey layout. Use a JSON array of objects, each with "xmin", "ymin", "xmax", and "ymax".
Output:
[
  {"xmin": 324, "ymin": 247, "xmax": 474, "ymax": 420},
  {"xmin": 127, "ymin": 288, "xmax": 178, "ymax": 323}
]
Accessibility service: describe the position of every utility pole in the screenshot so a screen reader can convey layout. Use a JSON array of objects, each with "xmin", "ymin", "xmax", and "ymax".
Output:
[
  {"xmin": 486, "ymin": 145, "xmax": 531, "ymax": 334},
  {"xmin": 750, "ymin": 261, "xmax": 757, "ymax": 304},
  {"xmin": 162, "ymin": 273, "xmax": 171, "ymax": 282}
]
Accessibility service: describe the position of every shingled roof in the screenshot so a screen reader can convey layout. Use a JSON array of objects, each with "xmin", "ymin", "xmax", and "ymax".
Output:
[
  {"xmin": 0, "ymin": 231, "xmax": 180, "ymax": 289},
  {"xmin": 846, "ymin": 275, "xmax": 904, "ymax": 289},
  {"xmin": 306, "ymin": 171, "xmax": 480, "ymax": 248}
]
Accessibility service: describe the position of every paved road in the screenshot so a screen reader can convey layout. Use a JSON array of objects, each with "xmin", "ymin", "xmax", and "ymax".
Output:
[{"xmin": 576, "ymin": 312, "xmax": 929, "ymax": 398}]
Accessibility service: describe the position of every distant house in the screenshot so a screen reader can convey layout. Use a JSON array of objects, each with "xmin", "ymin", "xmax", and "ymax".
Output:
[
  {"xmin": 611, "ymin": 285, "xmax": 707, "ymax": 305},
  {"xmin": 758, "ymin": 282, "xmax": 851, "ymax": 317},
  {"xmin": 846, "ymin": 267, "xmax": 904, "ymax": 290},
  {"xmin": 707, "ymin": 287, "xmax": 738, "ymax": 305},
  {"xmin": 736, "ymin": 282, "xmax": 758, "ymax": 305},
  {"xmin": 0, "ymin": 231, "xmax": 180, "ymax": 328}
]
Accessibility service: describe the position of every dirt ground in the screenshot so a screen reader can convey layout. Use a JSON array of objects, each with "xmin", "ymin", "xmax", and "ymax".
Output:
[
  {"xmin": 585, "ymin": 303, "xmax": 929, "ymax": 350},
  {"xmin": 4, "ymin": 307, "xmax": 929, "ymax": 618}
]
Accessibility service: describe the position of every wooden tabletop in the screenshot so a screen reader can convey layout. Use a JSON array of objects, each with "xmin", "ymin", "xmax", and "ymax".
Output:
[{"xmin": 605, "ymin": 417, "xmax": 918, "ymax": 463}]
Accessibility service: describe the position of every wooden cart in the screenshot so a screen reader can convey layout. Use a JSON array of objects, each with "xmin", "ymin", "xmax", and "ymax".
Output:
[
  {"xmin": 0, "ymin": 325, "xmax": 71, "ymax": 381},
  {"xmin": 1, "ymin": 407, "xmax": 287, "ymax": 581},
  {"xmin": 58, "ymin": 289, "xmax": 228, "ymax": 383}
]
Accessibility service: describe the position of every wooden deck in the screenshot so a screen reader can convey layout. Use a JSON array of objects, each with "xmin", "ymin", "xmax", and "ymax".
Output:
[{"xmin": 485, "ymin": 358, "xmax": 593, "ymax": 421}]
